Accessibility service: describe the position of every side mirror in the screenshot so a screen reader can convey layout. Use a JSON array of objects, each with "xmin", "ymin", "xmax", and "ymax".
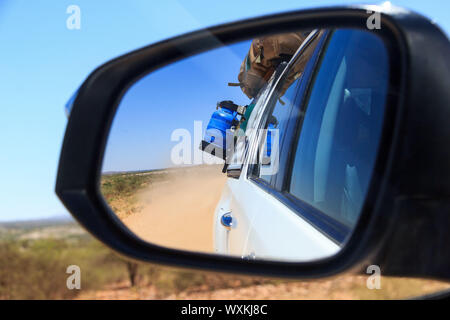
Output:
[
  {"xmin": 226, "ymin": 163, "xmax": 242, "ymax": 179},
  {"xmin": 56, "ymin": 5, "xmax": 450, "ymax": 281}
]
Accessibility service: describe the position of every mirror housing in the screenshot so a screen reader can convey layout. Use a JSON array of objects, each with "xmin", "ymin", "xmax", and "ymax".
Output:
[
  {"xmin": 226, "ymin": 163, "xmax": 242, "ymax": 179},
  {"xmin": 56, "ymin": 5, "xmax": 450, "ymax": 280}
]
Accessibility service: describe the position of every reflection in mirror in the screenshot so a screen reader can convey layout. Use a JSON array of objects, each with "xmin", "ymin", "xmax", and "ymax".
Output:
[{"xmin": 101, "ymin": 29, "xmax": 389, "ymax": 262}]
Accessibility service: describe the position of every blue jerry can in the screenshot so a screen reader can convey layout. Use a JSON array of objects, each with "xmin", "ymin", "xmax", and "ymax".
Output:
[{"xmin": 200, "ymin": 106, "xmax": 240, "ymax": 160}]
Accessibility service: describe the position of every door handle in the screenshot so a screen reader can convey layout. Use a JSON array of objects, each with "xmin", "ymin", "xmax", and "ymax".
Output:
[{"xmin": 220, "ymin": 212, "xmax": 233, "ymax": 230}]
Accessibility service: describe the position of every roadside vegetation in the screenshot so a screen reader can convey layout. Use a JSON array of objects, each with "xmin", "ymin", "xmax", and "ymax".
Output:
[
  {"xmin": 1, "ymin": 227, "xmax": 448, "ymax": 299},
  {"xmin": 0, "ymin": 226, "xmax": 274, "ymax": 299},
  {"xmin": 1, "ymin": 171, "xmax": 448, "ymax": 299},
  {"xmin": 100, "ymin": 170, "xmax": 169, "ymax": 218}
]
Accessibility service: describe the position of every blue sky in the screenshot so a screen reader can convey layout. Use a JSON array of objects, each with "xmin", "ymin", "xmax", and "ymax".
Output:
[
  {"xmin": 103, "ymin": 40, "xmax": 252, "ymax": 172},
  {"xmin": 0, "ymin": 0, "xmax": 448, "ymax": 221}
]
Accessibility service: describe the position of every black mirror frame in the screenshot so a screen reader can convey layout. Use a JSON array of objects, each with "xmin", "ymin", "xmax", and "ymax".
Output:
[{"xmin": 56, "ymin": 5, "xmax": 450, "ymax": 280}]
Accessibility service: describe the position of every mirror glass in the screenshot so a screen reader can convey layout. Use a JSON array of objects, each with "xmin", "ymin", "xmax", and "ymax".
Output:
[{"xmin": 101, "ymin": 28, "xmax": 389, "ymax": 262}]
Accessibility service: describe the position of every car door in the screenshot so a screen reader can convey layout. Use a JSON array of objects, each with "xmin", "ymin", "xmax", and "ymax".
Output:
[
  {"xmin": 215, "ymin": 31, "xmax": 330, "ymax": 259},
  {"xmin": 238, "ymin": 31, "xmax": 341, "ymax": 261},
  {"xmin": 244, "ymin": 28, "xmax": 390, "ymax": 261}
]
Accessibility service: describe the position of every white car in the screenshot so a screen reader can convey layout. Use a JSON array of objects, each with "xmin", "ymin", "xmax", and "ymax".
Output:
[{"xmin": 213, "ymin": 29, "xmax": 388, "ymax": 262}]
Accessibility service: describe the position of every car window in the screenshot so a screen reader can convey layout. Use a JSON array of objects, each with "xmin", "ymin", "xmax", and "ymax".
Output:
[
  {"xmin": 256, "ymin": 76, "xmax": 302, "ymax": 183},
  {"xmin": 288, "ymin": 29, "xmax": 389, "ymax": 228},
  {"xmin": 250, "ymin": 31, "xmax": 324, "ymax": 186}
]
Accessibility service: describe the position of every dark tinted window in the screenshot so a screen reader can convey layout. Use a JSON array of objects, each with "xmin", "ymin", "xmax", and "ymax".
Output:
[{"xmin": 288, "ymin": 30, "xmax": 389, "ymax": 228}]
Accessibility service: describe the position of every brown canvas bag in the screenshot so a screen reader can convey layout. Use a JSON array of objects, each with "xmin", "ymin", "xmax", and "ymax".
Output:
[
  {"xmin": 278, "ymin": 30, "xmax": 324, "ymax": 97},
  {"xmin": 230, "ymin": 32, "xmax": 307, "ymax": 99}
]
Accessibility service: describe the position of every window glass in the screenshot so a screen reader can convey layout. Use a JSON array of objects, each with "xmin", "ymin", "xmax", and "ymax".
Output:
[
  {"xmin": 289, "ymin": 30, "xmax": 389, "ymax": 228},
  {"xmin": 257, "ymin": 76, "xmax": 302, "ymax": 182},
  {"xmin": 250, "ymin": 31, "xmax": 323, "ymax": 185}
]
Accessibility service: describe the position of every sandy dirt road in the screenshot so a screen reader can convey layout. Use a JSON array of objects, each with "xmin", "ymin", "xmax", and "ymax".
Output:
[{"xmin": 123, "ymin": 166, "xmax": 227, "ymax": 253}]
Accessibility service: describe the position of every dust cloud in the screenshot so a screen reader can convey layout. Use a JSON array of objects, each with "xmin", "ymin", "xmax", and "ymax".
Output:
[{"xmin": 123, "ymin": 165, "xmax": 226, "ymax": 253}]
